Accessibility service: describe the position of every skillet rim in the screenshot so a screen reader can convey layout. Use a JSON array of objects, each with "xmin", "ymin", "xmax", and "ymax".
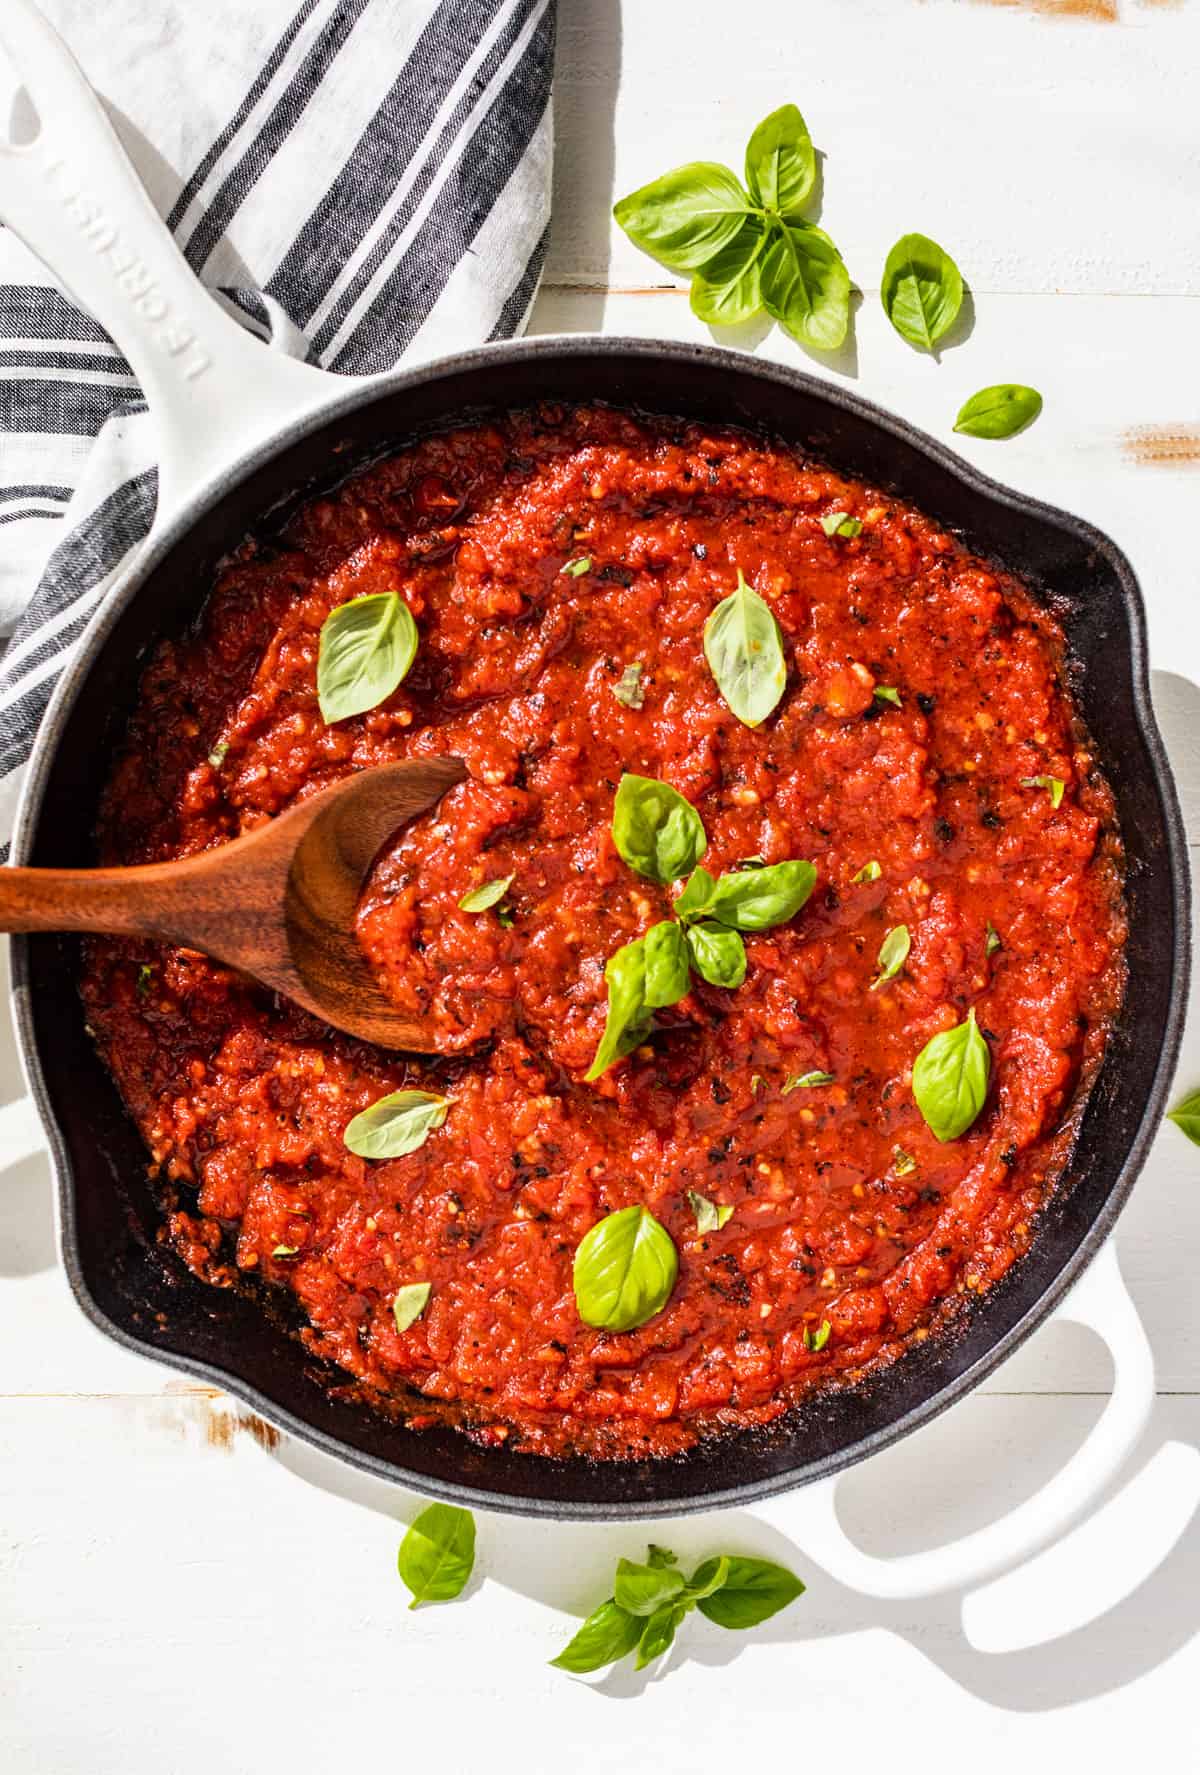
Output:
[{"xmin": 9, "ymin": 333, "xmax": 1190, "ymax": 1518}]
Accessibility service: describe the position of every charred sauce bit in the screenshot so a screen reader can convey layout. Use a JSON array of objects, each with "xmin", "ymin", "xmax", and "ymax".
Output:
[{"xmin": 82, "ymin": 406, "xmax": 1127, "ymax": 1461}]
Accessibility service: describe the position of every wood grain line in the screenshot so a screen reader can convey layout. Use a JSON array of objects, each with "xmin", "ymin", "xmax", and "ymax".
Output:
[
  {"xmin": 966, "ymin": 0, "xmax": 1119, "ymax": 20},
  {"xmin": 1122, "ymin": 424, "xmax": 1200, "ymax": 466}
]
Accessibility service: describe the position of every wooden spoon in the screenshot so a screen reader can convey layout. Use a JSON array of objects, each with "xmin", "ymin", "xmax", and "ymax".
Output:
[{"xmin": 0, "ymin": 757, "xmax": 467, "ymax": 1049}]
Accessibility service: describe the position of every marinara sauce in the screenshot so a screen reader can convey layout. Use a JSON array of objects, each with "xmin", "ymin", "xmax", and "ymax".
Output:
[{"xmin": 82, "ymin": 406, "xmax": 1127, "ymax": 1459}]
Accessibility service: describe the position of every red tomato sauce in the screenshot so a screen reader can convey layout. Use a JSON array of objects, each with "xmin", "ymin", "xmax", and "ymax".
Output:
[{"xmin": 82, "ymin": 406, "xmax": 1127, "ymax": 1459}]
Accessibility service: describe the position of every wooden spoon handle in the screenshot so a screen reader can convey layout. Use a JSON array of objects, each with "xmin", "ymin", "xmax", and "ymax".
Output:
[{"xmin": 0, "ymin": 861, "xmax": 206, "ymax": 941}]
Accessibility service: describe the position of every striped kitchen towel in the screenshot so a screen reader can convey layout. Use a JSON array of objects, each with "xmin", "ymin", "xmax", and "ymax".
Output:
[{"xmin": 0, "ymin": 0, "xmax": 556, "ymax": 849}]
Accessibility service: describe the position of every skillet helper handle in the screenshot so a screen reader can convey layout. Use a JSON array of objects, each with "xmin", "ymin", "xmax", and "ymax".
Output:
[
  {"xmin": 756, "ymin": 1241, "xmax": 1153, "ymax": 1599},
  {"xmin": 0, "ymin": 0, "xmax": 337, "ymax": 524}
]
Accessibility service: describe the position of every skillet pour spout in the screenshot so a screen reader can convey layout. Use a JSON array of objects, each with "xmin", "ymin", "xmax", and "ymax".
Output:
[{"xmin": 0, "ymin": 758, "xmax": 467, "ymax": 1049}]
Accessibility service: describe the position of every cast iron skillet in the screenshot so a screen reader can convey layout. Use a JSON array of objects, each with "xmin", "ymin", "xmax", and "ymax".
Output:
[{"xmin": 2, "ymin": 4, "xmax": 1189, "ymax": 1538}]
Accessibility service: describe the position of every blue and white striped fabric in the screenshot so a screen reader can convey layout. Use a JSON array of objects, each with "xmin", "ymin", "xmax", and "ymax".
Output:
[{"xmin": 0, "ymin": 0, "xmax": 556, "ymax": 848}]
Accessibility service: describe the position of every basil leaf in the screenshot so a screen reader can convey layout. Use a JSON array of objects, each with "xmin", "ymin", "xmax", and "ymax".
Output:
[
  {"xmin": 820, "ymin": 511, "xmax": 862, "ymax": 539},
  {"xmin": 871, "ymin": 924, "xmax": 911, "ymax": 989},
  {"xmin": 874, "ymin": 686, "xmax": 901, "ymax": 707},
  {"xmin": 1021, "ymin": 773, "xmax": 1065, "ymax": 809},
  {"xmin": 986, "ymin": 921, "xmax": 1001, "ymax": 957},
  {"xmin": 688, "ymin": 1190, "xmax": 734, "ymax": 1233},
  {"xmin": 954, "ymin": 384, "xmax": 1043, "ymax": 440},
  {"xmin": 707, "ymin": 859, "xmax": 816, "ymax": 931},
  {"xmin": 397, "ymin": 1503, "xmax": 475, "ymax": 1609},
  {"xmin": 881, "ymin": 232, "xmax": 963, "ymax": 351},
  {"xmin": 674, "ymin": 866, "xmax": 718, "ymax": 922},
  {"xmin": 760, "ymin": 220, "xmax": 851, "ymax": 353},
  {"xmin": 744, "ymin": 103, "xmax": 815, "ymax": 218},
  {"xmin": 458, "ymin": 874, "xmax": 513, "ymax": 912},
  {"xmin": 317, "ymin": 592, "xmax": 419, "ymax": 723},
  {"xmin": 392, "ymin": 1282, "xmax": 431, "ymax": 1332},
  {"xmin": 783, "ymin": 1071, "xmax": 833, "ymax": 1092},
  {"xmin": 892, "ymin": 1145, "xmax": 917, "ymax": 1176},
  {"xmin": 696, "ymin": 1557, "xmax": 805, "ymax": 1630},
  {"xmin": 643, "ymin": 919, "xmax": 691, "ymax": 1009},
  {"xmin": 703, "ymin": 568, "xmax": 787, "ymax": 728},
  {"xmin": 614, "ymin": 1557, "xmax": 687, "ymax": 1617},
  {"xmin": 550, "ymin": 1599, "xmax": 642, "ymax": 1673},
  {"xmin": 613, "ymin": 161, "xmax": 753, "ymax": 273},
  {"xmin": 573, "ymin": 1205, "xmax": 678, "ymax": 1331},
  {"xmin": 636, "ymin": 1602, "xmax": 687, "ymax": 1670},
  {"xmin": 613, "ymin": 773, "xmax": 708, "ymax": 883},
  {"xmin": 563, "ymin": 556, "xmax": 592, "ymax": 577},
  {"xmin": 803, "ymin": 1318, "xmax": 831, "ymax": 1352},
  {"xmin": 1167, "ymin": 1087, "xmax": 1200, "ymax": 1145},
  {"xmin": 853, "ymin": 860, "xmax": 881, "ymax": 883},
  {"xmin": 912, "ymin": 1007, "xmax": 991, "ymax": 1142},
  {"xmin": 684, "ymin": 1555, "xmax": 732, "ymax": 1602},
  {"xmin": 585, "ymin": 938, "xmax": 652, "ymax": 1081},
  {"xmin": 685, "ymin": 921, "xmax": 747, "ymax": 988},
  {"xmin": 690, "ymin": 217, "xmax": 769, "ymax": 326},
  {"xmin": 647, "ymin": 1545, "xmax": 678, "ymax": 1569},
  {"xmin": 612, "ymin": 662, "xmax": 645, "ymax": 708},
  {"xmin": 344, "ymin": 1089, "xmax": 450, "ymax": 1159}
]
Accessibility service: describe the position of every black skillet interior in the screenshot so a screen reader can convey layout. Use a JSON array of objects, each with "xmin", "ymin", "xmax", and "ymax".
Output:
[{"xmin": 14, "ymin": 341, "xmax": 1188, "ymax": 1518}]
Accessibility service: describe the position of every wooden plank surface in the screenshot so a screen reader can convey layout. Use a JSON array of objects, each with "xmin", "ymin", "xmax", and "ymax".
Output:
[{"xmin": 3, "ymin": 0, "xmax": 1200, "ymax": 1767}]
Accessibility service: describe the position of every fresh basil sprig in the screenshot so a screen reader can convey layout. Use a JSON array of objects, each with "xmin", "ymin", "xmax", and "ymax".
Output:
[
  {"xmin": 613, "ymin": 662, "xmax": 645, "ymax": 708},
  {"xmin": 871, "ymin": 924, "xmax": 911, "ymax": 990},
  {"xmin": 881, "ymin": 232, "xmax": 963, "ymax": 352},
  {"xmin": 613, "ymin": 105, "xmax": 850, "ymax": 351},
  {"xmin": 587, "ymin": 780, "xmax": 816, "ymax": 1078},
  {"xmin": 459, "ymin": 874, "xmax": 513, "ymax": 913},
  {"xmin": 343, "ymin": 1089, "xmax": 450, "ymax": 1159},
  {"xmin": 1021, "ymin": 773, "xmax": 1065, "ymax": 809},
  {"xmin": 688, "ymin": 1190, "xmax": 734, "ymax": 1233},
  {"xmin": 783, "ymin": 1071, "xmax": 834, "ymax": 1092},
  {"xmin": 397, "ymin": 1503, "xmax": 475, "ymax": 1609},
  {"xmin": 912, "ymin": 1008, "xmax": 991, "ymax": 1141},
  {"xmin": 551, "ymin": 1543, "xmax": 805, "ymax": 1677},
  {"xmin": 573, "ymin": 1205, "xmax": 678, "ymax": 1332},
  {"xmin": 613, "ymin": 774, "xmax": 708, "ymax": 883},
  {"xmin": 954, "ymin": 383, "xmax": 1043, "ymax": 439},
  {"xmin": 704, "ymin": 568, "xmax": 787, "ymax": 727},
  {"xmin": 392, "ymin": 1282, "xmax": 431, "ymax": 1332},
  {"xmin": 317, "ymin": 592, "xmax": 419, "ymax": 723},
  {"xmin": 821, "ymin": 511, "xmax": 862, "ymax": 539},
  {"xmin": 1167, "ymin": 1087, "xmax": 1200, "ymax": 1145}
]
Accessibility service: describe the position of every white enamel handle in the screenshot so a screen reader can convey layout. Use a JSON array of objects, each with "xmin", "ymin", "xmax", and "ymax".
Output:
[
  {"xmin": 0, "ymin": 0, "xmax": 347, "ymax": 527},
  {"xmin": 757, "ymin": 1241, "xmax": 1153, "ymax": 1597}
]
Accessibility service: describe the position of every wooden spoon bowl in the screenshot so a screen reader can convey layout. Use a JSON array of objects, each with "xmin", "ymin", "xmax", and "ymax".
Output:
[{"xmin": 0, "ymin": 757, "xmax": 467, "ymax": 1049}]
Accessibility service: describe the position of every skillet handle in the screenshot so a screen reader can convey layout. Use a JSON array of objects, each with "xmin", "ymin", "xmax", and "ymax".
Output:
[
  {"xmin": 755, "ymin": 1241, "xmax": 1154, "ymax": 1598},
  {"xmin": 0, "ymin": 0, "xmax": 341, "ymax": 525}
]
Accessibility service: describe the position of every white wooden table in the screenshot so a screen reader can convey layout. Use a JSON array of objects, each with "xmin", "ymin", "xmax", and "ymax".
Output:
[{"xmin": 4, "ymin": 2, "xmax": 1200, "ymax": 1766}]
